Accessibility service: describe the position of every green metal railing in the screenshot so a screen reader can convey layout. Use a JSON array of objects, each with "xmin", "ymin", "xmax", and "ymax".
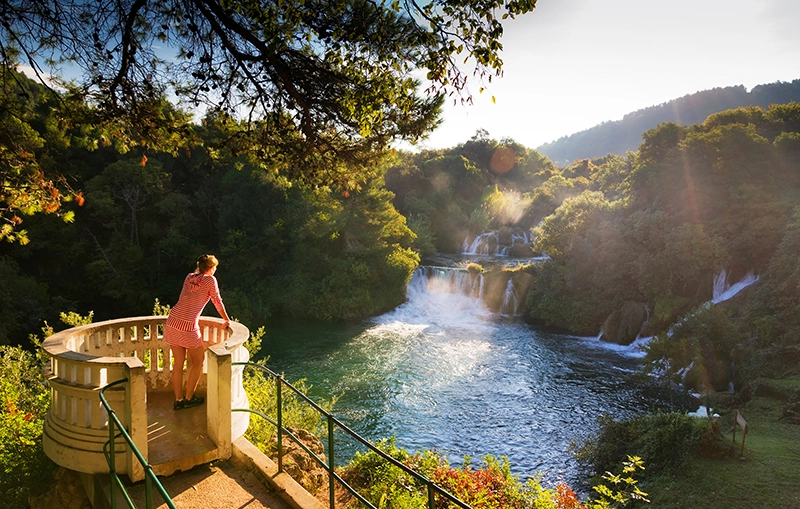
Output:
[
  {"xmin": 233, "ymin": 362, "xmax": 473, "ymax": 509},
  {"xmin": 99, "ymin": 379, "xmax": 177, "ymax": 509}
]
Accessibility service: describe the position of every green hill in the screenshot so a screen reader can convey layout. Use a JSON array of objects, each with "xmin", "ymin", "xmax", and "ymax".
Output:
[{"xmin": 537, "ymin": 79, "xmax": 800, "ymax": 164}]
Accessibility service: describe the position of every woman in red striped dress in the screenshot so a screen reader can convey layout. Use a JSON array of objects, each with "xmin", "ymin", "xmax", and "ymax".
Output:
[{"xmin": 164, "ymin": 254, "xmax": 231, "ymax": 410}]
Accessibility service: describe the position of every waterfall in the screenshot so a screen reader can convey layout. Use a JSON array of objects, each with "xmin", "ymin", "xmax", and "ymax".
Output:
[
  {"xmin": 502, "ymin": 278, "xmax": 519, "ymax": 316},
  {"xmin": 712, "ymin": 269, "xmax": 728, "ymax": 301},
  {"xmin": 712, "ymin": 269, "xmax": 759, "ymax": 304},
  {"xmin": 510, "ymin": 231, "xmax": 533, "ymax": 245},
  {"xmin": 462, "ymin": 232, "xmax": 499, "ymax": 255},
  {"xmin": 400, "ymin": 267, "xmax": 493, "ymax": 328},
  {"xmin": 410, "ymin": 266, "xmax": 484, "ymax": 299},
  {"xmin": 461, "ymin": 229, "xmax": 537, "ymax": 257}
]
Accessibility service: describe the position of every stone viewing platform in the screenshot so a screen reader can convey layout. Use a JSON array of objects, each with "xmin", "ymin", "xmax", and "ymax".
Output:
[{"xmin": 40, "ymin": 316, "xmax": 251, "ymax": 482}]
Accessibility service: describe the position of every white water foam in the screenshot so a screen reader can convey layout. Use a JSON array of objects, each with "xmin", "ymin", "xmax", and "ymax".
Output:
[
  {"xmin": 575, "ymin": 334, "xmax": 649, "ymax": 358},
  {"xmin": 371, "ymin": 268, "xmax": 494, "ymax": 332}
]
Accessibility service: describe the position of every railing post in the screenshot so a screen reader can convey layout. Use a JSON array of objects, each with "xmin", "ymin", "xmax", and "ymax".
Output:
[
  {"xmin": 328, "ymin": 416, "xmax": 335, "ymax": 509},
  {"xmin": 145, "ymin": 476, "xmax": 154, "ymax": 509},
  {"xmin": 126, "ymin": 362, "xmax": 147, "ymax": 482},
  {"xmin": 109, "ymin": 417, "xmax": 117, "ymax": 508},
  {"xmin": 208, "ymin": 345, "xmax": 233, "ymax": 458},
  {"xmin": 277, "ymin": 375, "xmax": 283, "ymax": 472}
]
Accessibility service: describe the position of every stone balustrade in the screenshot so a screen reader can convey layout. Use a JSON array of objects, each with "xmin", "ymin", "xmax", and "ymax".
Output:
[{"xmin": 41, "ymin": 316, "xmax": 251, "ymax": 482}]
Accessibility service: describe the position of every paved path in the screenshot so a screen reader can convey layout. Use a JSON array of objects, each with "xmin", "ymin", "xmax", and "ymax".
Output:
[{"xmin": 123, "ymin": 456, "xmax": 295, "ymax": 509}]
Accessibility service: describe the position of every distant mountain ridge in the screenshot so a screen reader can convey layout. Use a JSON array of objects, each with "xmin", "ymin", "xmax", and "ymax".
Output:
[{"xmin": 537, "ymin": 79, "xmax": 800, "ymax": 165}]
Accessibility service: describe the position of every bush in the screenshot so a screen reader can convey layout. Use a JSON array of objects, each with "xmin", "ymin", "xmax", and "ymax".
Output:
[
  {"xmin": 573, "ymin": 412, "xmax": 726, "ymax": 479},
  {"xmin": 0, "ymin": 343, "xmax": 56, "ymax": 506},
  {"xmin": 242, "ymin": 327, "xmax": 337, "ymax": 456},
  {"xmin": 338, "ymin": 438, "xmax": 591, "ymax": 509}
]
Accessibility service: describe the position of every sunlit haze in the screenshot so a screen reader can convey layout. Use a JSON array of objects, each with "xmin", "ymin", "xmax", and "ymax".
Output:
[{"xmin": 416, "ymin": 0, "xmax": 800, "ymax": 151}]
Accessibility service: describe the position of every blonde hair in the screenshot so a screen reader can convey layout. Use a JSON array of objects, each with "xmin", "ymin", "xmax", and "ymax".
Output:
[{"xmin": 195, "ymin": 254, "xmax": 219, "ymax": 274}]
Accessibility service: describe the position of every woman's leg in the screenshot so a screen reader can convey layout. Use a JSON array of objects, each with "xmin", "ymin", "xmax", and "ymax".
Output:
[
  {"xmin": 170, "ymin": 345, "xmax": 187, "ymax": 401},
  {"xmin": 185, "ymin": 345, "xmax": 205, "ymax": 400}
]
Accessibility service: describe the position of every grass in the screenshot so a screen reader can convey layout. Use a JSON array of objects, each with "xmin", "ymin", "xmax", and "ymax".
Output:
[{"xmin": 641, "ymin": 395, "xmax": 800, "ymax": 508}]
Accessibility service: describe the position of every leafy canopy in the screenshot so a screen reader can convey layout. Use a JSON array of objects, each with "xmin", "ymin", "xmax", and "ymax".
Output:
[
  {"xmin": 0, "ymin": 0, "xmax": 537, "ymax": 242},
  {"xmin": 2, "ymin": 0, "xmax": 536, "ymax": 165}
]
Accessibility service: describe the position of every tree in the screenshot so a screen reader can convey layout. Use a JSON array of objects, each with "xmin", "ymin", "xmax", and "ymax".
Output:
[
  {"xmin": 0, "ymin": 71, "xmax": 82, "ymax": 244},
  {"xmin": 1, "ymin": 0, "xmax": 537, "ymax": 185}
]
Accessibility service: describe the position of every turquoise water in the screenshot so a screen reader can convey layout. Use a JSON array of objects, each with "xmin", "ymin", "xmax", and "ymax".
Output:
[{"xmin": 258, "ymin": 267, "xmax": 681, "ymax": 487}]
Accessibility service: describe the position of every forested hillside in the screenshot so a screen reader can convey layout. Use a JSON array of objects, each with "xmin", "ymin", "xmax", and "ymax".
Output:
[
  {"xmin": 537, "ymin": 79, "xmax": 800, "ymax": 164},
  {"xmin": 383, "ymin": 102, "xmax": 800, "ymax": 397},
  {"xmin": 531, "ymin": 103, "xmax": 800, "ymax": 394},
  {"xmin": 0, "ymin": 72, "xmax": 419, "ymax": 345}
]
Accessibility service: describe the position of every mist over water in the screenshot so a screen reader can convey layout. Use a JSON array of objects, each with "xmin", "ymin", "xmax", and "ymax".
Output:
[{"xmin": 260, "ymin": 264, "xmax": 682, "ymax": 488}]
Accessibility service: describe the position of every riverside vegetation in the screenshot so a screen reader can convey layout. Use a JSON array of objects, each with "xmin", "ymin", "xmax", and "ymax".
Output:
[{"xmin": 2, "ymin": 61, "xmax": 800, "ymax": 508}]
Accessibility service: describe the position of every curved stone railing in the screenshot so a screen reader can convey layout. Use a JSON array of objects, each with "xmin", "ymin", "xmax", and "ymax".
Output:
[{"xmin": 41, "ymin": 316, "xmax": 250, "ymax": 481}]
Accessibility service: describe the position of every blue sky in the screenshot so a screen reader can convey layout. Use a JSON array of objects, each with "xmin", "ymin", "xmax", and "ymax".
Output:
[{"xmin": 415, "ymin": 0, "xmax": 800, "ymax": 150}]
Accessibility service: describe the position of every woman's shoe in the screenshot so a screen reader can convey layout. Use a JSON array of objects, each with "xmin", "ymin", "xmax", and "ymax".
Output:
[
  {"xmin": 183, "ymin": 395, "xmax": 205, "ymax": 409},
  {"xmin": 173, "ymin": 399, "xmax": 185, "ymax": 410}
]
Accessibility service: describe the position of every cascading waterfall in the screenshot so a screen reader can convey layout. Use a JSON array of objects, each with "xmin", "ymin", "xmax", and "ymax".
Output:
[
  {"xmin": 510, "ymin": 231, "xmax": 533, "ymax": 245},
  {"xmin": 596, "ymin": 270, "xmax": 761, "ymax": 357},
  {"xmin": 502, "ymin": 278, "xmax": 519, "ymax": 316},
  {"xmin": 712, "ymin": 269, "xmax": 759, "ymax": 304},
  {"xmin": 411, "ymin": 266, "xmax": 484, "ymax": 299},
  {"xmin": 460, "ymin": 230, "xmax": 534, "ymax": 256},
  {"xmin": 462, "ymin": 231, "xmax": 500, "ymax": 255}
]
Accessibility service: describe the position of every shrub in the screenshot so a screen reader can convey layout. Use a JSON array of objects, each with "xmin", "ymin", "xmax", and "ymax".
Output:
[
  {"xmin": 338, "ymin": 438, "xmax": 597, "ymax": 509},
  {"xmin": 573, "ymin": 412, "xmax": 726, "ymax": 479},
  {"xmin": 242, "ymin": 327, "xmax": 337, "ymax": 456},
  {"xmin": 0, "ymin": 342, "xmax": 56, "ymax": 506}
]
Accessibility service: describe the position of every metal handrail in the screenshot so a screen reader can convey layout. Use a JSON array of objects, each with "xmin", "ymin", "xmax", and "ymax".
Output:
[
  {"xmin": 99, "ymin": 379, "xmax": 177, "ymax": 509},
  {"xmin": 233, "ymin": 361, "xmax": 472, "ymax": 509}
]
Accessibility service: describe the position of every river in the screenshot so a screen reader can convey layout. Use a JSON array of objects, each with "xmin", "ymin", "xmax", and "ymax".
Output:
[{"xmin": 258, "ymin": 259, "xmax": 685, "ymax": 488}]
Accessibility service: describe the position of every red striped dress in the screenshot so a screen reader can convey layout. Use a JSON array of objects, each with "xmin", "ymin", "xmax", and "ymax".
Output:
[{"xmin": 164, "ymin": 273, "xmax": 226, "ymax": 349}]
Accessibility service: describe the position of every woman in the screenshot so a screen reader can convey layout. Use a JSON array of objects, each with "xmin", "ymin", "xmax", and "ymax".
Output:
[{"xmin": 164, "ymin": 254, "xmax": 231, "ymax": 410}]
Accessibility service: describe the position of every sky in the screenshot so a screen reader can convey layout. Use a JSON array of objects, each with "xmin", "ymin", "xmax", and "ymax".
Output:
[{"xmin": 415, "ymin": 0, "xmax": 800, "ymax": 151}]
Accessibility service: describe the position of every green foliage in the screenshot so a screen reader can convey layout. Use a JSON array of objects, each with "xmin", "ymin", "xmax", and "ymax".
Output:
[
  {"xmin": 340, "ymin": 439, "xmax": 653, "ymax": 509},
  {"xmin": 0, "ymin": 71, "xmax": 80, "ymax": 244},
  {"xmin": 746, "ymin": 208, "xmax": 800, "ymax": 347},
  {"xmin": 217, "ymin": 166, "xmax": 419, "ymax": 321},
  {"xmin": 1, "ymin": 0, "xmax": 539, "ymax": 191},
  {"xmin": 532, "ymin": 190, "xmax": 611, "ymax": 261},
  {"xmin": 588, "ymin": 456, "xmax": 649, "ymax": 509},
  {"xmin": 0, "ymin": 343, "xmax": 56, "ymax": 506},
  {"xmin": 573, "ymin": 412, "xmax": 724, "ymax": 480},
  {"xmin": 339, "ymin": 438, "xmax": 576, "ymax": 509},
  {"xmin": 645, "ymin": 306, "xmax": 745, "ymax": 393},
  {"xmin": 152, "ymin": 299, "xmax": 171, "ymax": 316},
  {"xmin": 384, "ymin": 143, "xmax": 566, "ymax": 253},
  {"xmin": 0, "ymin": 256, "xmax": 49, "ymax": 345},
  {"xmin": 407, "ymin": 215, "xmax": 437, "ymax": 258},
  {"xmin": 527, "ymin": 101, "xmax": 800, "ymax": 370},
  {"xmin": 243, "ymin": 327, "xmax": 337, "ymax": 455},
  {"xmin": 59, "ymin": 311, "xmax": 94, "ymax": 327}
]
